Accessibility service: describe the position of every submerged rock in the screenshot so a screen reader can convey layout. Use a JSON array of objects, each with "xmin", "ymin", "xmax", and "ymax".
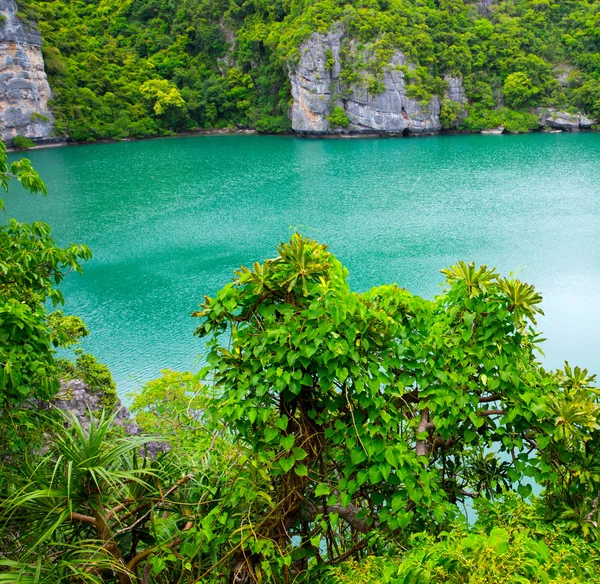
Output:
[
  {"xmin": 288, "ymin": 26, "xmax": 464, "ymax": 136},
  {"xmin": 536, "ymin": 108, "xmax": 594, "ymax": 131},
  {"xmin": 0, "ymin": 0, "xmax": 54, "ymax": 144}
]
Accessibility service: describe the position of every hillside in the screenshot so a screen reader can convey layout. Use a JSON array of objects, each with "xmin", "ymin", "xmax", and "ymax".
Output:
[{"xmin": 17, "ymin": 0, "xmax": 600, "ymax": 140}]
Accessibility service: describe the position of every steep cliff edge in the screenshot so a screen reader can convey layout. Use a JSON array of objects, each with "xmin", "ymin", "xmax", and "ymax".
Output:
[
  {"xmin": 288, "ymin": 27, "xmax": 464, "ymax": 136},
  {"xmin": 0, "ymin": 0, "xmax": 54, "ymax": 144}
]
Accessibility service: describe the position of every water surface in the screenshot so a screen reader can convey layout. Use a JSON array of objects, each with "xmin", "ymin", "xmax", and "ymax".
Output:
[{"xmin": 7, "ymin": 133, "xmax": 600, "ymax": 397}]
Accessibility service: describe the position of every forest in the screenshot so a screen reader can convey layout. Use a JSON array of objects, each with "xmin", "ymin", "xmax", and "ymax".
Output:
[
  {"xmin": 15, "ymin": 0, "xmax": 600, "ymax": 140},
  {"xmin": 2, "ymin": 145, "xmax": 600, "ymax": 583}
]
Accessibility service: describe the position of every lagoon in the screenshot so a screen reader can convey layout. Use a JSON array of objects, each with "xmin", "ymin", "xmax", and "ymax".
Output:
[{"xmin": 7, "ymin": 132, "xmax": 600, "ymax": 397}]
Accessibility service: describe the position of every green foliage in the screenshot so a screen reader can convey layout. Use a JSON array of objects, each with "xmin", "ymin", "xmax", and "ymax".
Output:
[
  {"xmin": 440, "ymin": 97, "xmax": 464, "ymax": 130},
  {"xmin": 57, "ymin": 351, "xmax": 118, "ymax": 410},
  {"xmin": 0, "ymin": 410, "xmax": 174, "ymax": 581},
  {"xmin": 0, "ymin": 142, "xmax": 91, "ymax": 407},
  {"xmin": 323, "ymin": 500, "xmax": 600, "ymax": 583},
  {"xmin": 131, "ymin": 370, "xmax": 207, "ymax": 449},
  {"xmin": 326, "ymin": 105, "xmax": 350, "ymax": 127},
  {"xmin": 0, "ymin": 140, "xmax": 95, "ymax": 460},
  {"xmin": 11, "ymin": 136, "xmax": 36, "ymax": 150},
  {"xmin": 2, "ymin": 232, "xmax": 600, "ymax": 582},
  {"xmin": 139, "ymin": 79, "xmax": 185, "ymax": 115},
  {"xmin": 461, "ymin": 106, "xmax": 540, "ymax": 133},
  {"xmin": 20, "ymin": 0, "xmax": 600, "ymax": 140},
  {"xmin": 189, "ymin": 234, "xmax": 600, "ymax": 578}
]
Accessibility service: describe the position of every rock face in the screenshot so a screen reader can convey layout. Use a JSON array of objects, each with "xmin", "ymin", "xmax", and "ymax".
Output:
[
  {"xmin": 289, "ymin": 27, "xmax": 464, "ymax": 136},
  {"xmin": 537, "ymin": 108, "xmax": 594, "ymax": 131},
  {"xmin": 445, "ymin": 76, "xmax": 467, "ymax": 105},
  {"xmin": 53, "ymin": 379, "xmax": 168, "ymax": 457},
  {"xmin": 0, "ymin": 0, "xmax": 54, "ymax": 144},
  {"xmin": 53, "ymin": 379, "xmax": 138, "ymax": 434}
]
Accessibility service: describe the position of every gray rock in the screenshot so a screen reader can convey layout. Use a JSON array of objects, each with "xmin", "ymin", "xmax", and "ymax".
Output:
[
  {"xmin": 477, "ymin": 0, "xmax": 496, "ymax": 15},
  {"xmin": 0, "ymin": 0, "xmax": 55, "ymax": 144},
  {"xmin": 445, "ymin": 75, "xmax": 467, "ymax": 104},
  {"xmin": 481, "ymin": 125, "xmax": 505, "ymax": 135},
  {"xmin": 53, "ymin": 379, "xmax": 169, "ymax": 458},
  {"xmin": 537, "ymin": 108, "xmax": 594, "ymax": 131},
  {"xmin": 288, "ymin": 26, "xmax": 463, "ymax": 136}
]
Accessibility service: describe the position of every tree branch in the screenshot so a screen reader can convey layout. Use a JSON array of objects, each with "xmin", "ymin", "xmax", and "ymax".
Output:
[
  {"xmin": 416, "ymin": 408, "xmax": 430, "ymax": 457},
  {"xmin": 68, "ymin": 512, "xmax": 97, "ymax": 527},
  {"xmin": 477, "ymin": 409, "xmax": 505, "ymax": 416},
  {"xmin": 478, "ymin": 394, "xmax": 501, "ymax": 403}
]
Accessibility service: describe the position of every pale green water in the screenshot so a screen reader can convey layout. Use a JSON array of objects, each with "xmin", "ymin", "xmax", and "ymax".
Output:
[{"xmin": 6, "ymin": 133, "xmax": 600, "ymax": 397}]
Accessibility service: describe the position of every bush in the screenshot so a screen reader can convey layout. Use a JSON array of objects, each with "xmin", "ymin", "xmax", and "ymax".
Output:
[
  {"xmin": 460, "ymin": 107, "xmax": 539, "ymax": 133},
  {"xmin": 253, "ymin": 114, "xmax": 292, "ymax": 133},
  {"xmin": 12, "ymin": 135, "xmax": 36, "ymax": 149},
  {"xmin": 326, "ymin": 105, "xmax": 350, "ymax": 127}
]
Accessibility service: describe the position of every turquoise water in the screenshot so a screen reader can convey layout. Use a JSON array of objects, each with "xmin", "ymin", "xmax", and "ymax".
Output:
[{"xmin": 6, "ymin": 133, "xmax": 600, "ymax": 398}]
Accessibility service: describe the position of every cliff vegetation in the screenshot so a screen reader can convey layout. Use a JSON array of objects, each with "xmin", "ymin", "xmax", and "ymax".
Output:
[{"xmin": 15, "ymin": 0, "xmax": 600, "ymax": 139}]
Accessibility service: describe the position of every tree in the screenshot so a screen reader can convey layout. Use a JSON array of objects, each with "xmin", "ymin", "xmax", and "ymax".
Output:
[
  {"xmin": 0, "ymin": 140, "xmax": 91, "ymax": 455},
  {"xmin": 2, "ymin": 234, "xmax": 598, "ymax": 583},
  {"xmin": 192, "ymin": 234, "xmax": 600, "ymax": 581},
  {"xmin": 503, "ymin": 72, "xmax": 539, "ymax": 109},
  {"xmin": 139, "ymin": 79, "xmax": 185, "ymax": 116}
]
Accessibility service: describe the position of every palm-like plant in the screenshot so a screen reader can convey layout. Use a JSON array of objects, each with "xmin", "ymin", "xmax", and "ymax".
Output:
[{"xmin": 0, "ymin": 409, "xmax": 192, "ymax": 584}]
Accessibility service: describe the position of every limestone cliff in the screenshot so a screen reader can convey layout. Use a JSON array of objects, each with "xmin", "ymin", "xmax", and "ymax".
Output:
[
  {"xmin": 0, "ymin": 0, "xmax": 54, "ymax": 144},
  {"xmin": 288, "ymin": 27, "xmax": 464, "ymax": 136}
]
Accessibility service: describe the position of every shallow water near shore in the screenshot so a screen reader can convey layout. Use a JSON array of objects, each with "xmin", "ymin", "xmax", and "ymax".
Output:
[{"xmin": 6, "ymin": 132, "xmax": 600, "ymax": 398}]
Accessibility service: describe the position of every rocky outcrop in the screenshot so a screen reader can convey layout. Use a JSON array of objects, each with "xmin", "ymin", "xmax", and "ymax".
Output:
[
  {"xmin": 53, "ymin": 379, "xmax": 168, "ymax": 456},
  {"xmin": 536, "ymin": 108, "xmax": 594, "ymax": 131},
  {"xmin": 289, "ymin": 27, "xmax": 464, "ymax": 136},
  {"xmin": 445, "ymin": 76, "xmax": 467, "ymax": 105},
  {"xmin": 0, "ymin": 0, "xmax": 54, "ymax": 144}
]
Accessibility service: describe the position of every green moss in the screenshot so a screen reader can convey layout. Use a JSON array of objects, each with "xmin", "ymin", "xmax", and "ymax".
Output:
[{"xmin": 30, "ymin": 112, "xmax": 51, "ymax": 123}]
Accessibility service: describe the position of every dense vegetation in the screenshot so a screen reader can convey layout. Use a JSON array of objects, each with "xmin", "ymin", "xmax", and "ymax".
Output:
[
  {"xmin": 16, "ymin": 0, "xmax": 600, "ymax": 140},
  {"xmin": 2, "ymin": 145, "xmax": 600, "ymax": 581}
]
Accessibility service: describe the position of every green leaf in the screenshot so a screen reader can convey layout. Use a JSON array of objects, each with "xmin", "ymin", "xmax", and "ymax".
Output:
[
  {"xmin": 264, "ymin": 427, "xmax": 279, "ymax": 442},
  {"xmin": 315, "ymin": 483, "xmax": 330, "ymax": 497},
  {"xmin": 280, "ymin": 434, "xmax": 294, "ymax": 451},
  {"xmin": 294, "ymin": 464, "xmax": 308, "ymax": 477},
  {"xmin": 279, "ymin": 457, "xmax": 294, "ymax": 473}
]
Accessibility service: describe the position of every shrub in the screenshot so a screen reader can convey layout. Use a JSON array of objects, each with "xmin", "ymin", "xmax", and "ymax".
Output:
[
  {"xmin": 326, "ymin": 105, "xmax": 350, "ymax": 127},
  {"xmin": 12, "ymin": 135, "xmax": 36, "ymax": 149}
]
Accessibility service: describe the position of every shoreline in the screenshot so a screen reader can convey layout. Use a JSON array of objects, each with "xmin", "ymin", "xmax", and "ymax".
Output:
[{"xmin": 7, "ymin": 125, "xmax": 599, "ymax": 153}]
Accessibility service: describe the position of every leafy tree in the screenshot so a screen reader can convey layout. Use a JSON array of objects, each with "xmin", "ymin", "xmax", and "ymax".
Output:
[
  {"xmin": 191, "ymin": 234, "xmax": 600, "ymax": 580},
  {"xmin": 0, "ymin": 410, "xmax": 189, "ymax": 584},
  {"xmin": 2, "ymin": 233, "xmax": 599, "ymax": 583},
  {"xmin": 503, "ymin": 72, "xmax": 539, "ymax": 109},
  {"xmin": 139, "ymin": 79, "xmax": 186, "ymax": 116},
  {"xmin": 0, "ymin": 141, "xmax": 91, "ymax": 455}
]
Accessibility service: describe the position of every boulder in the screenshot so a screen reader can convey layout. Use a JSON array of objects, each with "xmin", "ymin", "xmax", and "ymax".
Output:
[
  {"xmin": 537, "ymin": 108, "xmax": 594, "ymax": 131},
  {"xmin": 481, "ymin": 125, "xmax": 504, "ymax": 135}
]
